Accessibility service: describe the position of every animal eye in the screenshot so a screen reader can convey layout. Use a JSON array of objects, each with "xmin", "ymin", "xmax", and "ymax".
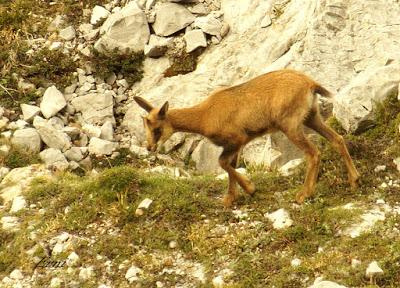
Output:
[{"xmin": 153, "ymin": 128, "xmax": 162, "ymax": 140}]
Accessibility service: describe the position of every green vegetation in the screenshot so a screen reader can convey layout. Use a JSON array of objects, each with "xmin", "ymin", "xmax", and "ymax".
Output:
[
  {"xmin": 0, "ymin": 143, "xmax": 40, "ymax": 169},
  {"xmin": 164, "ymin": 49, "xmax": 203, "ymax": 77},
  {"xmin": 87, "ymin": 49, "xmax": 145, "ymax": 85}
]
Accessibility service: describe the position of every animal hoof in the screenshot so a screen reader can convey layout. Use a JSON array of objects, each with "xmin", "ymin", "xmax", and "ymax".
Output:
[
  {"xmin": 350, "ymin": 176, "xmax": 360, "ymax": 189},
  {"xmin": 245, "ymin": 182, "xmax": 256, "ymax": 195},
  {"xmin": 222, "ymin": 194, "xmax": 235, "ymax": 208},
  {"xmin": 295, "ymin": 192, "xmax": 305, "ymax": 204}
]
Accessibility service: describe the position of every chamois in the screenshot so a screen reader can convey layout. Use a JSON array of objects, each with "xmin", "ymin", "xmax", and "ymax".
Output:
[{"xmin": 134, "ymin": 69, "xmax": 360, "ymax": 207}]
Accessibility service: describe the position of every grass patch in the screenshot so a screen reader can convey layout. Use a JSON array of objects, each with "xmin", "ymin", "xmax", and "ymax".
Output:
[{"xmin": 0, "ymin": 144, "xmax": 40, "ymax": 169}]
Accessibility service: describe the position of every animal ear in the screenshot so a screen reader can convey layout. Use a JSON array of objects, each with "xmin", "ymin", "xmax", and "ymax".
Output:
[
  {"xmin": 158, "ymin": 101, "xmax": 169, "ymax": 119},
  {"xmin": 134, "ymin": 96, "xmax": 153, "ymax": 112}
]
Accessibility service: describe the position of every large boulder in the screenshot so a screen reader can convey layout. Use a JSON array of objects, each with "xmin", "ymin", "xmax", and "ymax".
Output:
[
  {"xmin": 123, "ymin": 0, "xmax": 400, "ymax": 170},
  {"xmin": 333, "ymin": 63, "xmax": 400, "ymax": 133},
  {"xmin": 71, "ymin": 92, "xmax": 115, "ymax": 125},
  {"xmin": 94, "ymin": 2, "xmax": 149, "ymax": 53},
  {"xmin": 11, "ymin": 128, "xmax": 41, "ymax": 153},
  {"xmin": 33, "ymin": 116, "xmax": 71, "ymax": 152},
  {"xmin": 152, "ymin": 3, "xmax": 195, "ymax": 36}
]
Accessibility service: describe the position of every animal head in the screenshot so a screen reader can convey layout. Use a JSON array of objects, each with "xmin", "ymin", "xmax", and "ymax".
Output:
[{"xmin": 134, "ymin": 96, "xmax": 174, "ymax": 152}]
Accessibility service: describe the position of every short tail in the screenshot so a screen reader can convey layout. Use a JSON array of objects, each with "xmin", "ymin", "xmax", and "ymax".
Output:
[{"xmin": 313, "ymin": 83, "xmax": 333, "ymax": 98}]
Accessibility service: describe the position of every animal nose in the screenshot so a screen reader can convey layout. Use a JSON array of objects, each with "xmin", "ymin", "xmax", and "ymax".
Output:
[{"xmin": 147, "ymin": 144, "xmax": 156, "ymax": 152}]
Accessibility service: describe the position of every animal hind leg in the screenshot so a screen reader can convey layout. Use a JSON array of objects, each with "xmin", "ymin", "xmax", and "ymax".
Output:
[
  {"xmin": 283, "ymin": 127, "xmax": 321, "ymax": 204},
  {"xmin": 305, "ymin": 113, "xmax": 360, "ymax": 188}
]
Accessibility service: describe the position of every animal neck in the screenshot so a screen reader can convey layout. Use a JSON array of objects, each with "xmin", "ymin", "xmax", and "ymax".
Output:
[{"xmin": 168, "ymin": 106, "xmax": 205, "ymax": 135}]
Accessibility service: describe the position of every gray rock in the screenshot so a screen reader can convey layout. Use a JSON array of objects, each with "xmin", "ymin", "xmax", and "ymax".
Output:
[
  {"xmin": 39, "ymin": 148, "xmax": 69, "ymax": 171},
  {"xmin": 48, "ymin": 116, "xmax": 65, "ymax": 129},
  {"xmin": 194, "ymin": 15, "xmax": 223, "ymax": 36},
  {"xmin": 308, "ymin": 279, "xmax": 347, "ymax": 288},
  {"xmin": 1, "ymin": 216, "xmax": 20, "ymax": 231},
  {"xmin": 95, "ymin": 2, "xmax": 150, "ymax": 53},
  {"xmin": 144, "ymin": 35, "xmax": 171, "ymax": 57},
  {"xmin": 191, "ymin": 139, "xmax": 223, "ymax": 173},
  {"xmin": 82, "ymin": 123, "xmax": 102, "ymax": 138},
  {"xmin": 62, "ymin": 126, "xmax": 81, "ymax": 140},
  {"xmin": 88, "ymin": 137, "xmax": 117, "ymax": 155},
  {"xmin": 130, "ymin": 144, "xmax": 149, "ymax": 158},
  {"xmin": 33, "ymin": 116, "xmax": 71, "ymax": 152},
  {"xmin": 125, "ymin": 265, "xmax": 142, "ymax": 283},
  {"xmin": 10, "ymin": 195, "xmax": 26, "ymax": 213},
  {"xmin": 0, "ymin": 167, "xmax": 10, "ymax": 182},
  {"xmin": 40, "ymin": 86, "xmax": 67, "ymax": 119},
  {"xmin": 189, "ymin": 3, "xmax": 208, "ymax": 15},
  {"xmin": 184, "ymin": 29, "xmax": 207, "ymax": 53},
  {"xmin": 59, "ymin": 26, "xmax": 76, "ymax": 41},
  {"xmin": 366, "ymin": 261, "xmax": 384, "ymax": 278},
  {"xmin": 66, "ymin": 251, "xmax": 80, "ymax": 267},
  {"xmin": 48, "ymin": 15, "xmax": 66, "ymax": 32},
  {"xmin": 71, "ymin": 92, "xmax": 114, "ymax": 125},
  {"xmin": 91, "ymin": 5, "xmax": 111, "ymax": 25},
  {"xmin": 64, "ymin": 147, "xmax": 84, "ymax": 162},
  {"xmin": 333, "ymin": 63, "xmax": 400, "ymax": 133},
  {"xmin": 21, "ymin": 104, "xmax": 41, "ymax": 122},
  {"xmin": 11, "ymin": 128, "xmax": 41, "ymax": 153},
  {"xmin": 394, "ymin": 158, "xmax": 400, "ymax": 172},
  {"xmin": 153, "ymin": 3, "xmax": 195, "ymax": 36},
  {"xmin": 79, "ymin": 266, "xmax": 95, "ymax": 281},
  {"xmin": 79, "ymin": 23, "xmax": 99, "ymax": 41},
  {"xmin": 163, "ymin": 132, "xmax": 186, "ymax": 153},
  {"xmin": 9, "ymin": 269, "xmax": 24, "ymax": 280},
  {"xmin": 100, "ymin": 121, "xmax": 114, "ymax": 141}
]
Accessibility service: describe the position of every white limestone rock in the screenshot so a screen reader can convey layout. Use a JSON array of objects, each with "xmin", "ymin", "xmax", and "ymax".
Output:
[
  {"xmin": 64, "ymin": 147, "xmax": 84, "ymax": 162},
  {"xmin": 194, "ymin": 15, "xmax": 223, "ymax": 36},
  {"xmin": 11, "ymin": 128, "xmax": 41, "ymax": 153},
  {"xmin": 40, "ymin": 86, "xmax": 67, "ymax": 119},
  {"xmin": 95, "ymin": 2, "xmax": 149, "ymax": 53},
  {"xmin": 366, "ymin": 261, "xmax": 383, "ymax": 278},
  {"xmin": 79, "ymin": 266, "xmax": 95, "ymax": 281},
  {"xmin": 59, "ymin": 26, "xmax": 76, "ymax": 41},
  {"xmin": 308, "ymin": 278, "xmax": 347, "ymax": 288},
  {"xmin": 125, "ymin": 265, "xmax": 143, "ymax": 283},
  {"xmin": 10, "ymin": 196, "xmax": 26, "ymax": 213},
  {"xmin": 144, "ymin": 35, "xmax": 171, "ymax": 57},
  {"xmin": 71, "ymin": 92, "xmax": 114, "ymax": 125},
  {"xmin": 265, "ymin": 208, "xmax": 293, "ymax": 229},
  {"xmin": 40, "ymin": 148, "xmax": 69, "ymax": 171},
  {"xmin": 0, "ymin": 164, "xmax": 51, "ymax": 203},
  {"xmin": 184, "ymin": 29, "xmax": 207, "ymax": 53},
  {"xmin": 191, "ymin": 139, "xmax": 223, "ymax": 173},
  {"xmin": 333, "ymin": 63, "xmax": 400, "ymax": 133},
  {"xmin": 279, "ymin": 158, "xmax": 303, "ymax": 176},
  {"xmin": 100, "ymin": 121, "xmax": 114, "ymax": 141},
  {"xmin": 66, "ymin": 252, "xmax": 80, "ymax": 267},
  {"xmin": 21, "ymin": 104, "xmax": 41, "ymax": 122},
  {"xmin": 33, "ymin": 116, "xmax": 71, "ymax": 152},
  {"xmin": 152, "ymin": 3, "xmax": 195, "ymax": 36},
  {"xmin": 88, "ymin": 137, "xmax": 117, "ymax": 156},
  {"xmin": 91, "ymin": 5, "xmax": 111, "ymax": 25},
  {"xmin": 343, "ymin": 208, "xmax": 385, "ymax": 238},
  {"xmin": 1, "ymin": 216, "xmax": 20, "ymax": 231}
]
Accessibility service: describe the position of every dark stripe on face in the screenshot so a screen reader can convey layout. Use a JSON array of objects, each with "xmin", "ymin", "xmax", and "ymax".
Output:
[{"xmin": 153, "ymin": 128, "xmax": 162, "ymax": 142}]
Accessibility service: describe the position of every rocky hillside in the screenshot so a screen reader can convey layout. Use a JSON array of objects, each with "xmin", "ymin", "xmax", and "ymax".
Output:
[{"xmin": 1, "ymin": 0, "xmax": 400, "ymax": 287}]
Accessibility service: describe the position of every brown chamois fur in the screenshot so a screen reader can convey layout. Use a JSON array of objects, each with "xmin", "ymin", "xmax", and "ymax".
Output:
[{"xmin": 134, "ymin": 69, "xmax": 360, "ymax": 207}]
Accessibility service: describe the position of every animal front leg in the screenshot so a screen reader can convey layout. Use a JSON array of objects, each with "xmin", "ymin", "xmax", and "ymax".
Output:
[{"xmin": 219, "ymin": 149, "xmax": 241, "ymax": 207}]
